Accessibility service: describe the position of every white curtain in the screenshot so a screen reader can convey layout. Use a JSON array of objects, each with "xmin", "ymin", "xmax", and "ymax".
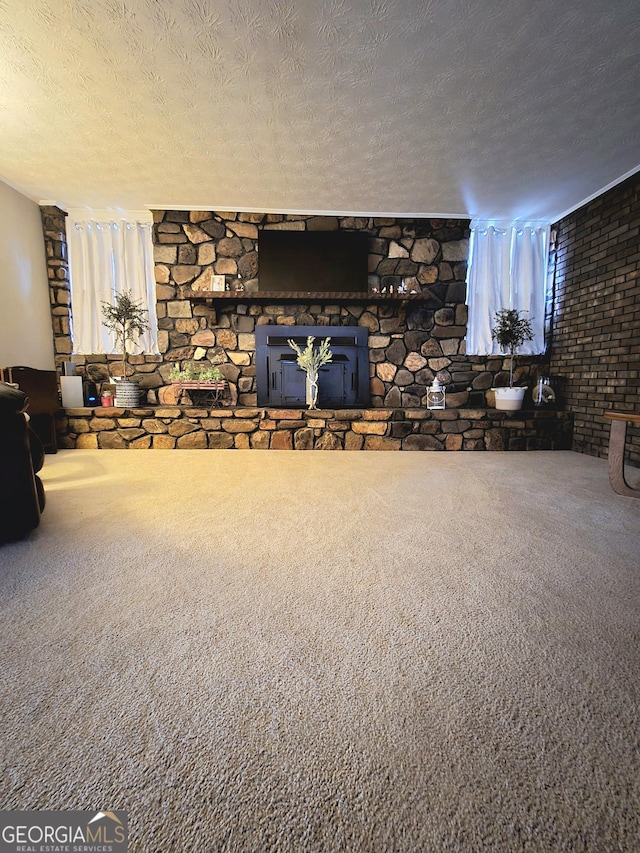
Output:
[
  {"xmin": 67, "ymin": 210, "xmax": 159, "ymax": 356},
  {"xmin": 465, "ymin": 220, "xmax": 549, "ymax": 355}
]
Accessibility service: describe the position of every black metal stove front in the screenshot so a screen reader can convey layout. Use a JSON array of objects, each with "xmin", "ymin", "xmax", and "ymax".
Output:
[{"xmin": 255, "ymin": 325, "xmax": 370, "ymax": 407}]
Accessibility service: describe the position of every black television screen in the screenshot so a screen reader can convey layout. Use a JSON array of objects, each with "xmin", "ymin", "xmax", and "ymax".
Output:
[{"xmin": 258, "ymin": 230, "xmax": 369, "ymax": 293}]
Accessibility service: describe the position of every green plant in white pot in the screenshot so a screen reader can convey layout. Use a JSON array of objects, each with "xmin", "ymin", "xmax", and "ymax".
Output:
[
  {"xmin": 101, "ymin": 290, "xmax": 150, "ymax": 407},
  {"xmin": 490, "ymin": 308, "xmax": 534, "ymax": 411}
]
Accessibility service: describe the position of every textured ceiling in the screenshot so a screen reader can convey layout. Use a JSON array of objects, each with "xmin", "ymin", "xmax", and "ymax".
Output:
[{"xmin": 0, "ymin": 0, "xmax": 638, "ymax": 222}]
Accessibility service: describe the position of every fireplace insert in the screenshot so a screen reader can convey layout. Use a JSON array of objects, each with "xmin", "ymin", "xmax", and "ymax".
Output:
[{"xmin": 255, "ymin": 325, "xmax": 369, "ymax": 407}]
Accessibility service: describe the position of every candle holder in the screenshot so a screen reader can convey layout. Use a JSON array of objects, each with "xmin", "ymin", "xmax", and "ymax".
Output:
[{"xmin": 426, "ymin": 377, "xmax": 446, "ymax": 410}]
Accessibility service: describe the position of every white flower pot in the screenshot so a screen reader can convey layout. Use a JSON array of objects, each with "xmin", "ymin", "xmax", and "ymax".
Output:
[{"xmin": 492, "ymin": 387, "xmax": 526, "ymax": 411}]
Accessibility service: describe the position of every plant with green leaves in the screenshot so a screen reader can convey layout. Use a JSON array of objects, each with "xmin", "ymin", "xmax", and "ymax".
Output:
[
  {"xmin": 101, "ymin": 290, "xmax": 150, "ymax": 380},
  {"xmin": 491, "ymin": 309, "xmax": 534, "ymax": 387},
  {"xmin": 169, "ymin": 363, "xmax": 195, "ymax": 382},
  {"xmin": 169, "ymin": 363, "xmax": 224, "ymax": 383},
  {"xmin": 287, "ymin": 335, "xmax": 332, "ymax": 374},
  {"xmin": 199, "ymin": 365, "xmax": 224, "ymax": 382}
]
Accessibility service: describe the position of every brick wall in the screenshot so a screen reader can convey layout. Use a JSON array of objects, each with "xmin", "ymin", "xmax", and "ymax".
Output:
[{"xmin": 550, "ymin": 173, "xmax": 640, "ymax": 464}]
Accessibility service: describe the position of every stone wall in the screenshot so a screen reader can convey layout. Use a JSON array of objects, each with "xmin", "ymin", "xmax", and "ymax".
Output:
[
  {"xmin": 56, "ymin": 405, "xmax": 574, "ymax": 452},
  {"xmin": 42, "ymin": 209, "xmax": 546, "ymax": 410},
  {"xmin": 550, "ymin": 173, "xmax": 640, "ymax": 464},
  {"xmin": 153, "ymin": 211, "xmax": 470, "ymax": 296},
  {"xmin": 40, "ymin": 206, "xmax": 72, "ymax": 361}
]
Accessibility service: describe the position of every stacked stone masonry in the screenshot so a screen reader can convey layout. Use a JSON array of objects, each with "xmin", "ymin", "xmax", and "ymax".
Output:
[
  {"xmin": 57, "ymin": 406, "xmax": 573, "ymax": 452},
  {"xmin": 40, "ymin": 206, "xmax": 72, "ymax": 356},
  {"xmin": 41, "ymin": 208, "xmax": 548, "ymax": 414}
]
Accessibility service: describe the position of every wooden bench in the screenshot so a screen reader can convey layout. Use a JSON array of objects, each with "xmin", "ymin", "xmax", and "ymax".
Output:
[{"xmin": 604, "ymin": 411, "xmax": 640, "ymax": 498}]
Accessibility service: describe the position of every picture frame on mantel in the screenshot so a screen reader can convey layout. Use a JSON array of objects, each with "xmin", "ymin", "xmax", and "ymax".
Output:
[{"xmin": 191, "ymin": 273, "xmax": 226, "ymax": 293}]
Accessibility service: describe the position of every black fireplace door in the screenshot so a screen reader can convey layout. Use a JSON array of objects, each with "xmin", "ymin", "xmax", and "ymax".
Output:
[{"xmin": 277, "ymin": 354, "xmax": 355, "ymax": 406}]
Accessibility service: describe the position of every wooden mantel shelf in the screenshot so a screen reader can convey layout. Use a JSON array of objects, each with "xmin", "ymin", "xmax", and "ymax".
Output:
[{"xmin": 183, "ymin": 289, "xmax": 432, "ymax": 304}]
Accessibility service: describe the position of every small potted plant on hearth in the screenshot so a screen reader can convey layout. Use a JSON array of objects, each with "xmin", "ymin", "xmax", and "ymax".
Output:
[
  {"xmin": 490, "ymin": 308, "xmax": 534, "ymax": 411},
  {"xmin": 101, "ymin": 290, "xmax": 150, "ymax": 407},
  {"xmin": 169, "ymin": 363, "xmax": 226, "ymax": 405}
]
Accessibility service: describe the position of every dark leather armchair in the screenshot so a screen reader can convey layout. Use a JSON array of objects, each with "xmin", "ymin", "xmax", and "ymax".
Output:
[{"xmin": 0, "ymin": 382, "xmax": 46, "ymax": 543}]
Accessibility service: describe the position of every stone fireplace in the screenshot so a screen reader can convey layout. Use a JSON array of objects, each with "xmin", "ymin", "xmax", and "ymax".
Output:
[
  {"xmin": 255, "ymin": 325, "xmax": 369, "ymax": 407},
  {"xmin": 42, "ymin": 207, "xmax": 572, "ymax": 452}
]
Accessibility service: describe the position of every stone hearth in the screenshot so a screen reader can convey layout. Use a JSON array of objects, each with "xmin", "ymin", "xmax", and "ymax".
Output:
[{"xmin": 56, "ymin": 406, "xmax": 573, "ymax": 451}]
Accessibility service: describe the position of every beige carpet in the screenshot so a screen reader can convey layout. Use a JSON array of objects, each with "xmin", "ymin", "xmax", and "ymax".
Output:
[{"xmin": 1, "ymin": 449, "xmax": 639, "ymax": 852}]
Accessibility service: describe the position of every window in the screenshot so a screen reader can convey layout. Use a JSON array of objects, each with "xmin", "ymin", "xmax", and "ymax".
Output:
[
  {"xmin": 67, "ymin": 210, "xmax": 158, "ymax": 357},
  {"xmin": 466, "ymin": 220, "xmax": 549, "ymax": 355}
]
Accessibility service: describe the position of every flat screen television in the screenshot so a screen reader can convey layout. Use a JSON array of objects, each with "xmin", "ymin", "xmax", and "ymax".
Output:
[{"xmin": 258, "ymin": 230, "xmax": 369, "ymax": 293}]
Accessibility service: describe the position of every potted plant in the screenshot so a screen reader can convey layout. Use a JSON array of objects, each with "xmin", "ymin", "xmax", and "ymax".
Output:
[
  {"xmin": 169, "ymin": 363, "xmax": 226, "ymax": 405},
  {"xmin": 490, "ymin": 308, "xmax": 534, "ymax": 411},
  {"xmin": 101, "ymin": 290, "xmax": 150, "ymax": 407},
  {"xmin": 287, "ymin": 335, "xmax": 332, "ymax": 409}
]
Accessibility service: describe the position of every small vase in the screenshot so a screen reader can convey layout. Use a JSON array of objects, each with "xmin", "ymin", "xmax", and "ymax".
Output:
[{"xmin": 306, "ymin": 371, "xmax": 319, "ymax": 409}]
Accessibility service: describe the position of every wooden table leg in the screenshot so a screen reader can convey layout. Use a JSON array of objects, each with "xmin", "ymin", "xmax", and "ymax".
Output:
[{"xmin": 608, "ymin": 418, "xmax": 640, "ymax": 498}]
